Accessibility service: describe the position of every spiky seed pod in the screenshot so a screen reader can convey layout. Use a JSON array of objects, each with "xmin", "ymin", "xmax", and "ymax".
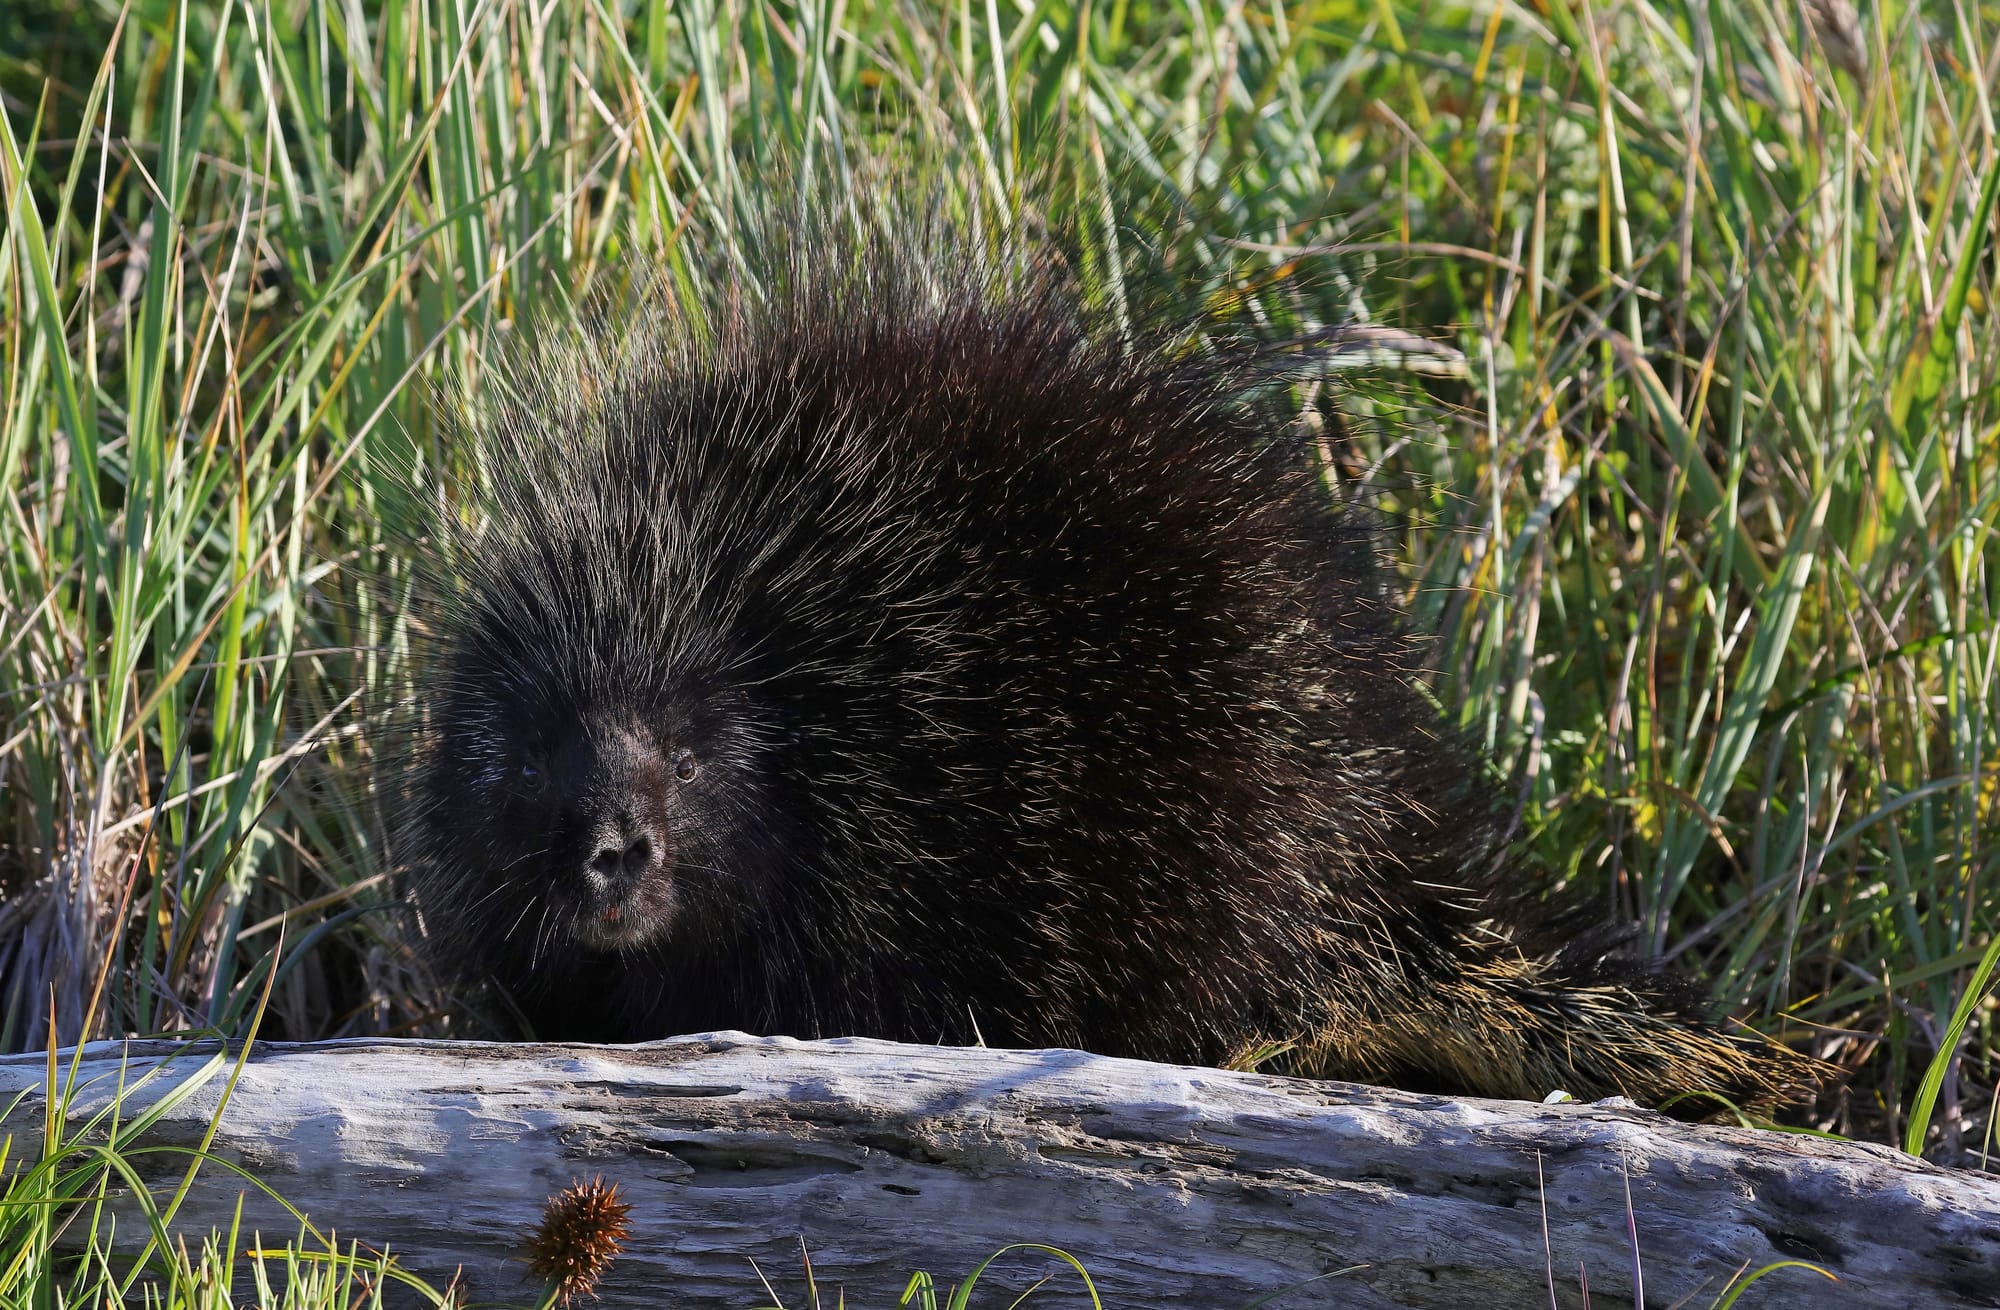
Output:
[
  {"xmin": 525, "ymin": 1175, "xmax": 632, "ymax": 1304},
  {"xmin": 393, "ymin": 210, "xmax": 1835, "ymax": 1115}
]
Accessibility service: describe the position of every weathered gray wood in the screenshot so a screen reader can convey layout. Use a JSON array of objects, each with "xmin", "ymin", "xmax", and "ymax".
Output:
[{"xmin": 0, "ymin": 1035, "xmax": 1991, "ymax": 1309}]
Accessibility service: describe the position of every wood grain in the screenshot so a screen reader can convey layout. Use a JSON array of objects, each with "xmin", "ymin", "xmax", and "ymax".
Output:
[{"xmin": 3, "ymin": 1035, "xmax": 1991, "ymax": 1309}]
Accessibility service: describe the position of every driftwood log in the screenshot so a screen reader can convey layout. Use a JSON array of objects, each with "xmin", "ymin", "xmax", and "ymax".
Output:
[{"xmin": 0, "ymin": 1035, "xmax": 1993, "ymax": 1309}]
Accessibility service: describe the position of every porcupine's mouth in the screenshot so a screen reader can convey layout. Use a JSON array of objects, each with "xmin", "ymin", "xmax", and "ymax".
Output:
[{"xmin": 569, "ymin": 881, "xmax": 680, "ymax": 952}]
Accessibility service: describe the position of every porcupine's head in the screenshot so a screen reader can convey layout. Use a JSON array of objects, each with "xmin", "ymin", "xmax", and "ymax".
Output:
[
  {"xmin": 414, "ymin": 624, "xmax": 780, "ymax": 962},
  {"xmin": 398, "ymin": 319, "xmax": 807, "ymax": 980}
]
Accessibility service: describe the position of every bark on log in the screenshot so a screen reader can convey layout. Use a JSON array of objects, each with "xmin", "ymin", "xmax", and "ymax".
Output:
[{"xmin": 0, "ymin": 1035, "xmax": 1992, "ymax": 1309}]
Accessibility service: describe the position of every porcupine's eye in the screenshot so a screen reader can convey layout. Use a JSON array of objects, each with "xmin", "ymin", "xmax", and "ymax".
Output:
[
  {"xmin": 672, "ymin": 749, "xmax": 697, "ymax": 783},
  {"xmin": 519, "ymin": 760, "xmax": 546, "ymax": 789}
]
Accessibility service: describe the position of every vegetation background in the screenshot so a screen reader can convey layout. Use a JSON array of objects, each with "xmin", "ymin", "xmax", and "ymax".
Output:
[{"xmin": 0, "ymin": 0, "xmax": 1994, "ymax": 1195}]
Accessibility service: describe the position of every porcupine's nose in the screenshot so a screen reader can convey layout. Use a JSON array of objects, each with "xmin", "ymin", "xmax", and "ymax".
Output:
[{"xmin": 587, "ymin": 817, "xmax": 661, "ymax": 890}]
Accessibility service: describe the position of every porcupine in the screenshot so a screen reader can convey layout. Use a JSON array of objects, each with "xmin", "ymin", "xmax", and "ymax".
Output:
[{"xmin": 393, "ymin": 220, "xmax": 1831, "ymax": 1113}]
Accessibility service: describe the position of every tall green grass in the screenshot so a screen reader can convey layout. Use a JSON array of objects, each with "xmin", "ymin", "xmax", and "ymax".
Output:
[{"xmin": 0, "ymin": 0, "xmax": 1994, "ymax": 1160}]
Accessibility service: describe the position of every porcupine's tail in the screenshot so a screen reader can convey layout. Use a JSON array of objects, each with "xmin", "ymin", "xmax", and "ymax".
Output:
[{"xmin": 1294, "ymin": 921, "xmax": 1835, "ymax": 1115}]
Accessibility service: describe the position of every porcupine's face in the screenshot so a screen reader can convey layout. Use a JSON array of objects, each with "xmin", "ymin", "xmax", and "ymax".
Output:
[{"xmin": 425, "ymin": 668, "xmax": 780, "ymax": 958}]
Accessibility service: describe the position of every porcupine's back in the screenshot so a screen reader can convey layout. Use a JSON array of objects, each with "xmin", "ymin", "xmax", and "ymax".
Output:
[{"xmin": 399, "ymin": 240, "xmax": 1831, "ymax": 1113}]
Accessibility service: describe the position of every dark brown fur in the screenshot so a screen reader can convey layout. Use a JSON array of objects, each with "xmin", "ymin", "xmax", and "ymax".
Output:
[{"xmin": 395, "ymin": 238, "xmax": 1831, "ymax": 1112}]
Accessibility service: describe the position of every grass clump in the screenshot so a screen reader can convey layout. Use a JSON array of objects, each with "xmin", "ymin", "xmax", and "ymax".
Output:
[
  {"xmin": 0, "ymin": 0, "xmax": 1993, "ymax": 1164},
  {"xmin": 0, "ymin": 1023, "xmax": 456, "ymax": 1308}
]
